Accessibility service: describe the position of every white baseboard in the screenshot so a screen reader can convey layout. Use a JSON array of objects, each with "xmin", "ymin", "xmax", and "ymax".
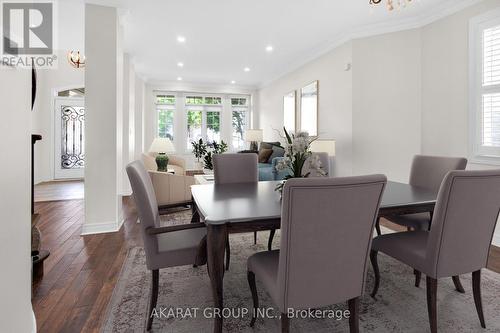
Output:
[
  {"xmin": 80, "ymin": 218, "xmax": 125, "ymax": 235},
  {"xmin": 492, "ymin": 232, "xmax": 500, "ymax": 247},
  {"xmin": 31, "ymin": 308, "xmax": 36, "ymax": 333},
  {"xmin": 121, "ymin": 190, "xmax": 133, "ymax": 196}
]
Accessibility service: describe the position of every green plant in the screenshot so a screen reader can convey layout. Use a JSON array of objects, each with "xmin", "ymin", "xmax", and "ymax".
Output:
[
  {"xmin": 191, "ymin": 138, "xmax": 207, "ymax": 162},
  {"xmin": 203, "ymin": 140, "xmax": 228, "ymax": 170}
]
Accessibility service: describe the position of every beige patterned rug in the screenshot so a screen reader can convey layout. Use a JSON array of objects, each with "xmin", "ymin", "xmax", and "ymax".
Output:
[{"xmin": 102, "ymin": 211, "xmax": 500, "ymax": 332}]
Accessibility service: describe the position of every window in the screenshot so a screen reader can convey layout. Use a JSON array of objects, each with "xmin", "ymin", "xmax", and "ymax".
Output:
[
  {"xmin": 155, "ymin": 92, "xmax": 251, "ymax": 152},
  {"xmin": 156, "ymin": 94, "xmax": 175, "ymax": 140},
  {"xmin": 470, "ymin": 11, "xmax": 500, "ymax": 162},
  {"xmin": 185, "ymin": 95, "xmax": 222, "ymax": 149},
  {"xmin": 232, "ymin": 97, "xmax": 249, "ymax": 150}
]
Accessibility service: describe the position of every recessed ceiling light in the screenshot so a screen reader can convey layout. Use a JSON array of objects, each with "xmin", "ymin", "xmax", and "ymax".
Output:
[
  {"xmin": 177, "ymin": 62, "xmax": 184, "ymax": 67},
  {"xmin": 231, "ymin": 80, "xmax": 236, "ymax": 84},
  {"xmin": 177, "ymin": 77, "xmax": 183, "ymax": 81},
  {"xmin": 177, "ymin": 36, "xmax": 186, "ymax": 43},
  {"xmin": 265, "ymin": 45, "xmax": 274, "ymax": 52},
  {"xmin": 244, "ymin": 67, "xmax": 251, "ymax": 72}
]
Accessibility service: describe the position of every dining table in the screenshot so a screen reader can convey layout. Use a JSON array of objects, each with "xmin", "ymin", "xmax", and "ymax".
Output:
[{"xmin": 190, "ymin": 180, "xmax": 437, "ymax": 333}]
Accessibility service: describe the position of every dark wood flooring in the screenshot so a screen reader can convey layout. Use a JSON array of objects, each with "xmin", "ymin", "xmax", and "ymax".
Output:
[{"xmin": 32, "ymin": 198, "xmax": 500, "ymax": 332}]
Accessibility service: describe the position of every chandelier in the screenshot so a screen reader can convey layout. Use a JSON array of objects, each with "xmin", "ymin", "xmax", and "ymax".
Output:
[
  {"xmin": 67, "ymin": 51, "xmax": 85, "ymax": 68},
  {"xmin": 370, "ymin": 0, "xmax": 413, "ymax": 11}
]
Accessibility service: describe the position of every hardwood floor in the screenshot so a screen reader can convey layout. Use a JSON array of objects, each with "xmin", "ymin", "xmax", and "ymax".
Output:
[
  {"xmin": 32, "ymin": 199, "xmax": 500, "ymax": 333},
  {"xmin": 32, "ymin": 198, "xmax": 141, "ymax": 333},
  {"xmin": 34, "ymin": 180, "xmax": 84, "ymax": 202}
]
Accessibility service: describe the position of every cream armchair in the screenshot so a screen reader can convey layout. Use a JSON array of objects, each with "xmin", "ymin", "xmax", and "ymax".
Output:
[{"xmin": 141, "ymin": 154, "xmax": 194, "ymax": 208}]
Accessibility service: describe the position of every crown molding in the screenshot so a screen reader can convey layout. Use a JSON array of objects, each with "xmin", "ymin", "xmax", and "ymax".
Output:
[{"xmin": 258, "ymin": 0, "xmax": 484, "ymax": 89}]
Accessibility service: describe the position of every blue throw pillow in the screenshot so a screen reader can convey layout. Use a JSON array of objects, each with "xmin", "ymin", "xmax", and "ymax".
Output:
[{"xmin": 268, "ymin": 145, "xmax": 285, "ymax": 163}]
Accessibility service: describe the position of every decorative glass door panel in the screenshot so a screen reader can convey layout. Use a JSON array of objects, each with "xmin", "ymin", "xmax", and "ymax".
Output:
[{"xmin": 54, "ymin": 98, "xmax": 85, "ymax": 179}]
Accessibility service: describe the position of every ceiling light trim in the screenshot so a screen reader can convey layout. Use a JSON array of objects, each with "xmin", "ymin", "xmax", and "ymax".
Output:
[{"xmin": 259, "ymin": 0, "xmax": 483, "ymax": 88}]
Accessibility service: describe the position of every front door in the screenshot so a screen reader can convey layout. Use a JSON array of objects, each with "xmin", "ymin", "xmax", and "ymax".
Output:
[{"xmin": 54, "ymin": 98, "xmax": 85, "ymax": 179}]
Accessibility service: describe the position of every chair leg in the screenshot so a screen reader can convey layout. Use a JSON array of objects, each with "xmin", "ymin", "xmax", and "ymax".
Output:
[
  {"xmin": 375, "ymin": 218, "xmax": 382, "ymax": 236},
  {"xmin": 370, "ymin": 250, "xmax": 380, "ymax": 298},
  {"xmin": 281, "ymin": 313, "xmax": 290, "ymax": 333},
  {"xmin": 247, "ymin": 271, "xmax": 259, "ymax": 327},
  {"xmin": 146, "ymin": 269, "xmax": 159, "ymax": 331},
  {"xmin": 268, "ymin": 229, "xmax": 276, "ymax": 251},
  {"xmin": 348, "ymin": 297, "xmax": 360, "ymax": 333},
  {"xmin": 452, "ymin": 275, "xmax": 465, "ymax": 293},
  {"xmin": 472, "ymin": 270, "xmax": 486, "ymax": 328},
  {"xmin": 225, "ymin": 234, "xmax": 230, "ymax": 271},
  {"xmin": 426, "ymin": 276, "xmax": 438, "ymax": 333},
  {"xmin": 414, "ymin": 269, "xmax": 422, "ymax": 288}
]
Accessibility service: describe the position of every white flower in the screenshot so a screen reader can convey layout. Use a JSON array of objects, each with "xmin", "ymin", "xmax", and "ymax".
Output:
[
  {"xmin": 276, "ymin": 157, "xmax": 291, "ymax": 171},
  {"xmin": 308, "ymin": 154, "xmax": 326, "ymax": 176}
]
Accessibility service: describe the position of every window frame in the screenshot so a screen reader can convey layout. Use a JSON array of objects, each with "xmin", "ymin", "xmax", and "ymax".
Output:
[
  {"xmin": 185, "ymin": 95, "xmax": 223, "ymax": 149},
  {"xmin": 155, "ymin": 92, "xmax": 176, "ymax": 141},
  {"xmin": 231, "ymin": 96, "xmax": 250, "ymax": 150},
  {"xmin": 469, "ymin": 9, "xmax": 500, "ymax": 165}
]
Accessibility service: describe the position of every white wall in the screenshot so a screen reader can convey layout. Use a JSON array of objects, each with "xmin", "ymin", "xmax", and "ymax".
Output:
[
  {"xmin": 31, "ymin": 0, "xmax": 85, "ymax": 184},
  {"xmin": 83, "ymin": 4, "xmax": 123, "ymax": 235},
  {"xmin": 31, "ymin": 50, "xmax": 85, "ymax": 184},
  {"xmin": 257, "ymin": 42, "xmax": 353, "ymax": 177},
  {"xmin": 0, "ymin": 66, "xmax": 36, "ymax": 333},
  {"xmin": 121, "ymin": 53, "xmax": 135, "ymax": 195},
  {"xmin": 420, "ymin": 0, "xmax": 500, "ymax": 245},
  {"xmin": 421, "ymin": 0, "xmax": 500, "ymax": 167},
  {"xmin": 134, "ymin": 75, "xmax": 145, "ymax": 160},
  {"xmin": 352, "ymin": 29, "xmax": 422, "ymax": 182}
]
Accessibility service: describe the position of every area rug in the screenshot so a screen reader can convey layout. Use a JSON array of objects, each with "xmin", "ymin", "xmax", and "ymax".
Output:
[{"xmin": 102, "ymin": 212, "xmax": 500, "ymax": 332}]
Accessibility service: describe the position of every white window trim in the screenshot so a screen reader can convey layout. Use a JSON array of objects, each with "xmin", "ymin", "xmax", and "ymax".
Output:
[
  {"xmin": 469, "ymin": 8, "xmax": 500, "ymax": 165},
  {"xmin": 154, "ymin": 91, "xmax": 176, "ymax": 141},
  {"xmin": 153, "ymin": 91, "xmax": 251, "ymax": 154},
  {"xmin": 230, "ymin": 96, "xmax": 250, "ymax": 150}
]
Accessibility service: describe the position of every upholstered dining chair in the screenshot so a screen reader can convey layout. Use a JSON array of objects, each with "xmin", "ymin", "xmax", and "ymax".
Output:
[
  {"xmin": 371, "ymin": 169, "xmax": 500, "ymax": 333},
  {"xmin": 247, "ymin": 175, "xmax": 387, "ymax": 333},
  {"xmin": 126, "ymin": 161, "xmax": 207, "ymax": 331},
  {"xmin": 213, "ymin": 153, "xmax": 275, "ymax": 270},
  {"xmin": 375, "ymin": 155, "xmax": 467, "ymax": 236}
]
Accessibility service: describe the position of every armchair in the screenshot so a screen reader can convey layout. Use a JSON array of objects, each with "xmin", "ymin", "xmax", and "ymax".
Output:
[
  {"xmin": 126, "ymin": 161, "xmax": 206, "ymax": 331},
  {"xmin": 141, "ymin": 153, "xmax": 194, "ymax": 209}
]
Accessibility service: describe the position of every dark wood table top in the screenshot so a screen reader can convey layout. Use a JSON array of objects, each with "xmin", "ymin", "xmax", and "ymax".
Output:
[{"xmin": 191, "ymin": 180, "xmax": 437, "ymax": 225}]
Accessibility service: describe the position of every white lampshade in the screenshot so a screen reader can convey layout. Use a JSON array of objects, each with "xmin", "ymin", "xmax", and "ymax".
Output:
[
  {"xmin": 149, "ymin": 138, "xmax": 175, "ymax": 153},
  {"xmin": 310, "ymin": 140, "xmax": 336, "ymax": 156},
  {"xmin": 245, "ymin": 129, "xmax": 263, "ymax": 142}
]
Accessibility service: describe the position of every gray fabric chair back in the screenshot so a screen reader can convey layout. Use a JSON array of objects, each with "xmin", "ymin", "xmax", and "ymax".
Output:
[
  {"xmin": 213, "ymin": 153, "xmax": 258, "ymax": 184},
  {"xmin": 302, "ymin": 152, "xmax": 330, "ymax": 177},
  {"xmin": 126, "ymin": 161, "xmax": 161, "ymax": 267},
  {"xmin": 409, "ymin": 155, "xmax": 467, "ymax": 193},
  {"xmin": 426, "ymin": 169, "xmax": 500, "ymax": 278},
  {"xmin": 277, "ymin": 175, "xmax": 387, "ymax": 310}
]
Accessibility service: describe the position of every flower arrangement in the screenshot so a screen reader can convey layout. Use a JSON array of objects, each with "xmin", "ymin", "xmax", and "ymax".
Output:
[{"xmin": 275, "ymin": 127, "xmax": 326, "ymax": 193}]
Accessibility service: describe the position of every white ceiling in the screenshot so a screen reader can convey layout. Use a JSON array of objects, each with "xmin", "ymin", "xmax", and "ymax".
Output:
[{"xmin": 88, "ymin": 0, "xmax": 481, "ymax": 88}]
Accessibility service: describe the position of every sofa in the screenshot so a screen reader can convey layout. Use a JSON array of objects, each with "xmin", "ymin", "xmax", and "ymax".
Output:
[
  {"xmin": 240, "ymin": 142, "xmax": 288, "ymax": 181},
  {"xmin": 141, "ymin": 153, "xmax": 195, "ymax": 208}
]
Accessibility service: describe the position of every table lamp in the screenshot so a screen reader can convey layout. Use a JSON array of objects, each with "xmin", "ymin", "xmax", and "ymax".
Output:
[
  {"xmin": 149, "ymin": 138, "xmax": 175, "ymax": 172},
  {"xmin": 310, "ymin": 139, "xmax": 336, "ymax": 156},
  {"xmin": 245, "ymin": 129, "xmax": 263, "ymax": 151}
]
